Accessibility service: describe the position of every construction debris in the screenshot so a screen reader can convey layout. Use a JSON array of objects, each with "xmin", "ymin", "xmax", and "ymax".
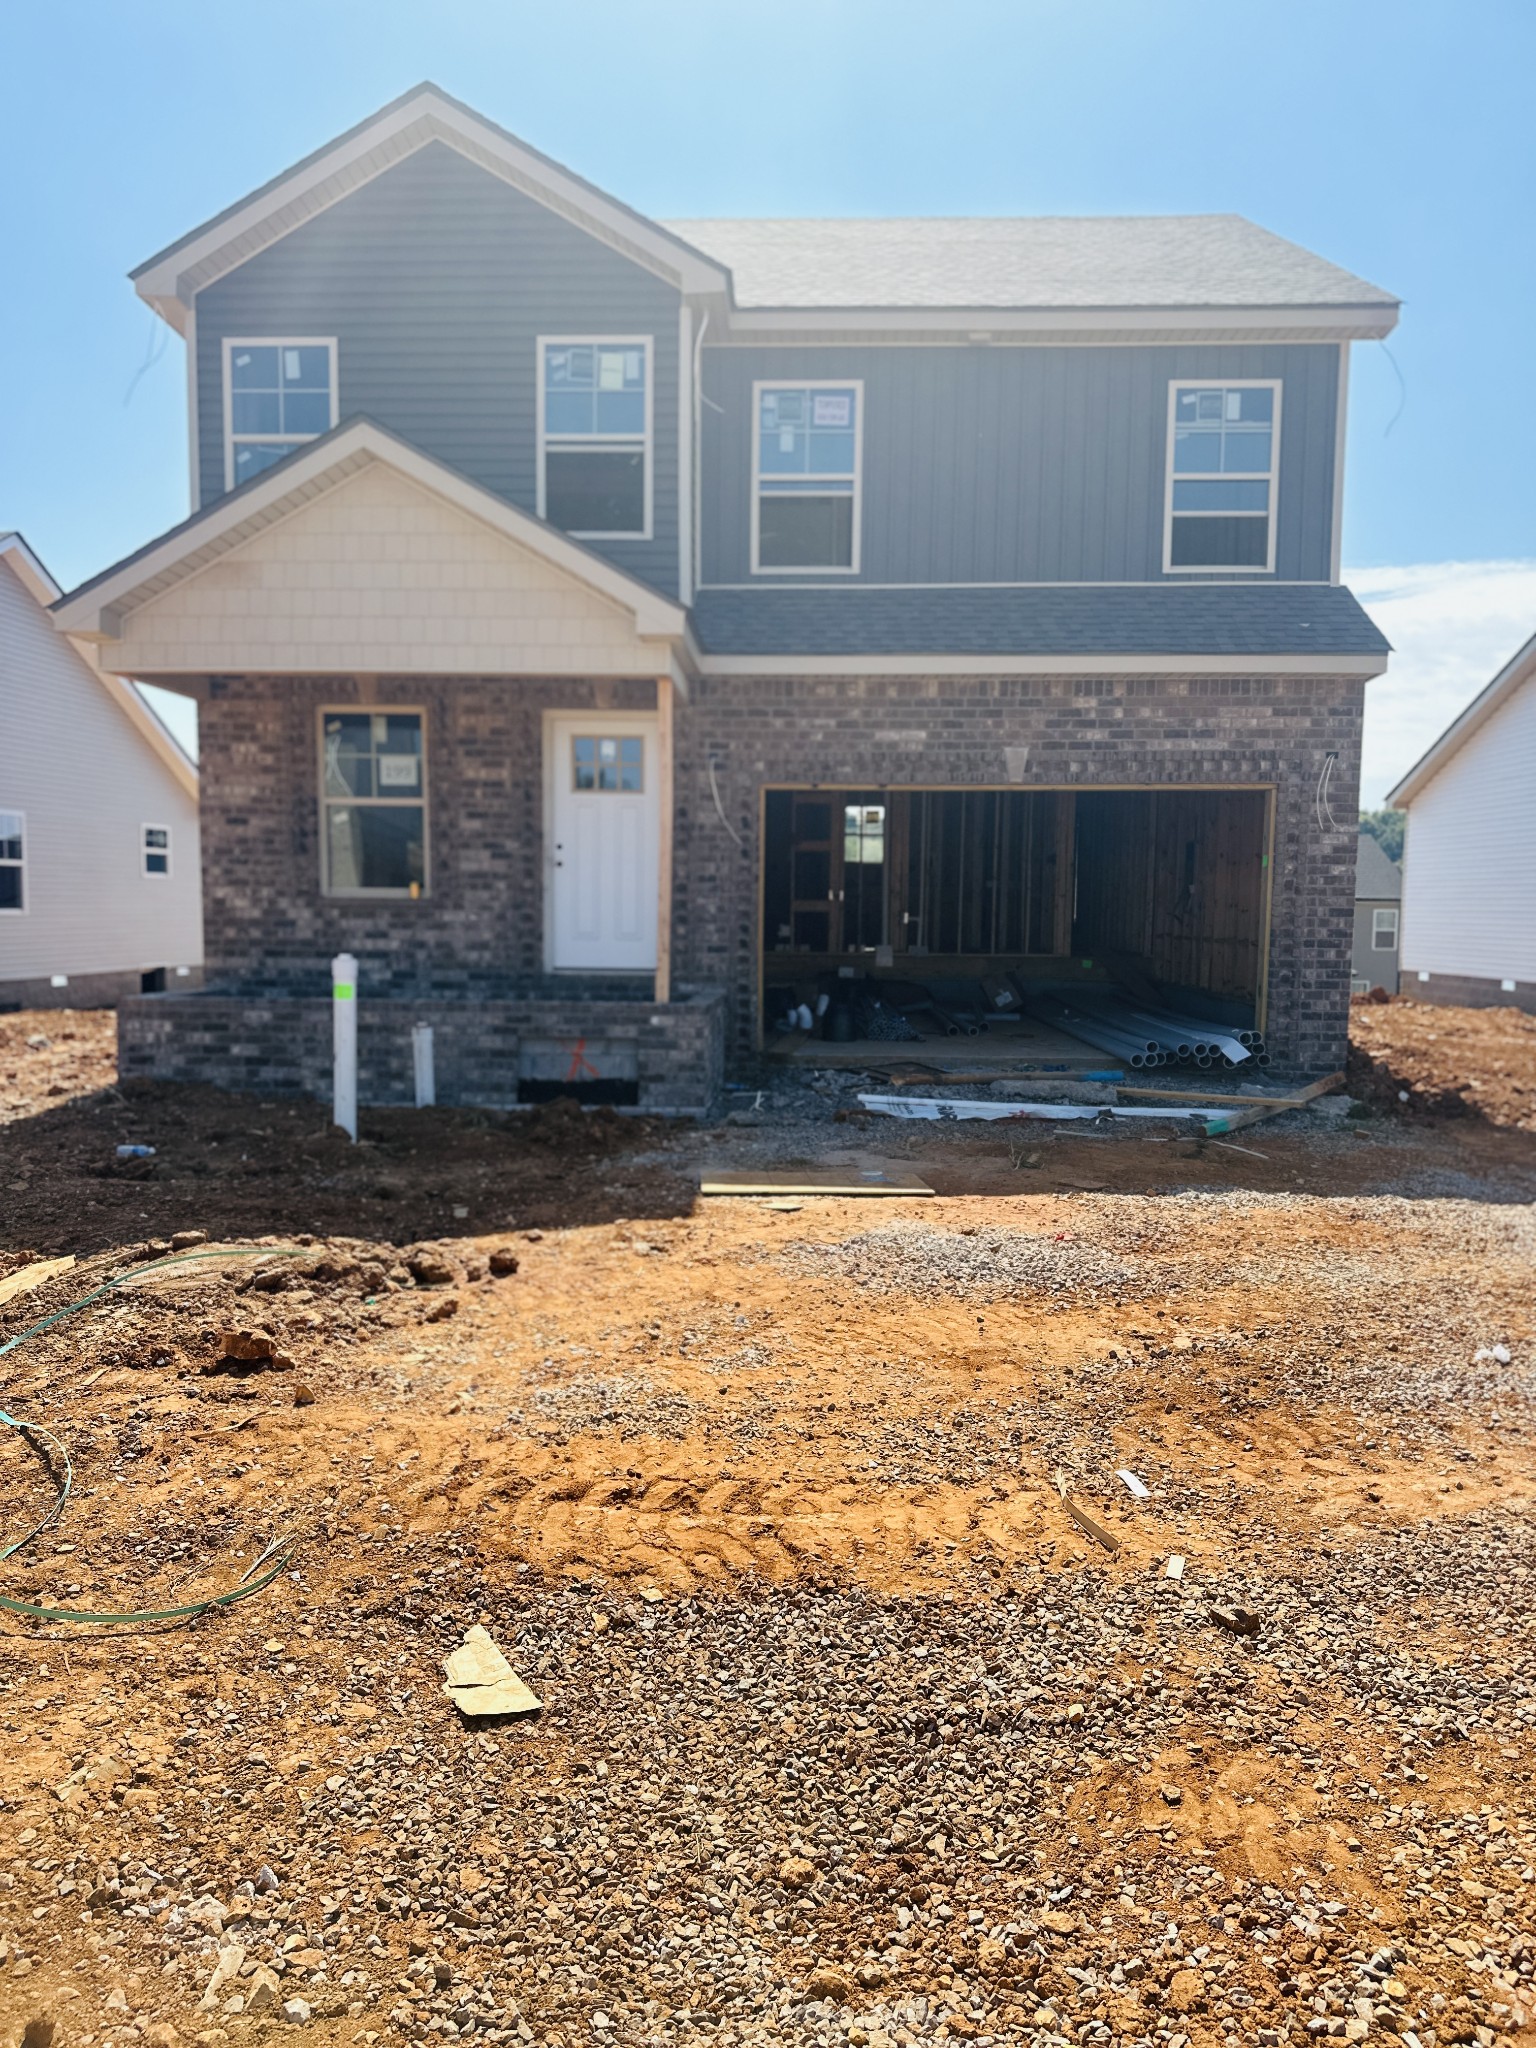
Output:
[
  {"xmin": 700, "ymin": 1166, "xmax": 934, "ymax": 1197},
  {"xmin": 858, "ymin": 1094, "xmax": 1205, "ymax": 1124},
  {"xmin": 1117, "ymin": 1467, "xmax": 1151, "ymax": 1499},
  {"xmin": 0, "ymin": 1254, "xmax": 75, "ymax": 1309},
  {"xmin": 442, "ymin": 1625, "xmax": 542, "ymax": 1718}
]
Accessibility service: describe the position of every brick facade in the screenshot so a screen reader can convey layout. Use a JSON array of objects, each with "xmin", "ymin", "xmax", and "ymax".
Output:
[
  {"xmin": 673, "ymin": 670, "xmax": 1366, "ymax": 1075},
  {"xmin": 168, "ymin": 665, "xmax": 1363, "ymax": 1099}
]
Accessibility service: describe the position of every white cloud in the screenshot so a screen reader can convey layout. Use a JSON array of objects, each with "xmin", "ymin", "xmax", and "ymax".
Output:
[{"xmin": 1350, "ymin": 559, "xmax": 1536, "ymax": 806}]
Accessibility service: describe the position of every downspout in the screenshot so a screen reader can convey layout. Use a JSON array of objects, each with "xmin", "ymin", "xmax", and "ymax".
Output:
[{"xmin": 692, "ymin": 309, "xmax": 710, "ymax": 601}]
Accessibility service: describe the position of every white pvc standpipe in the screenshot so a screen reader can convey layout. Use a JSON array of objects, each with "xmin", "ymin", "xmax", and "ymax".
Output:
[
  {"xmin": 412, "ymin": 1022, "xmax": 436, "ymax": 1108},
  {"xmin": 332, "ymin": 951, "xmax": 358, "ymax": 1141}
]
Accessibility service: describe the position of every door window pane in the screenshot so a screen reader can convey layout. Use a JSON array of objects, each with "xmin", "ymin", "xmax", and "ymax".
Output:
[{"xmin": 572, "ymin": 736, "xmax": 644, "ymax": 793}]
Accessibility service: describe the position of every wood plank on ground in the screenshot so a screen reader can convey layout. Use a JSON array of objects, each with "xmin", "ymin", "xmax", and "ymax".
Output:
[
  {"xmin": 700, "ymin": 1167, "xmax": 934, "ymax": 1197},
  {"xmin": 0, "ymin": 1256, "xmax": 76, "ymax": 1310}
]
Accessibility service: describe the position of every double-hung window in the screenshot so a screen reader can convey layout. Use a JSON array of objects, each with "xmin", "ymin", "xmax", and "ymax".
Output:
[
  {"xmin": 0, "ymin": 810, "xmax": 23, "ymax": 912},
  {"xmin": 225, "ymin": 340, "xmax": 338, "ymax": 491},
  {"xmin": 539, "ymin": 339, "xmax": 651, "ymax": 537},
  {"xmin": 320, "ymin": 711, "xmax": 427, "ymax": 897},
  {"xmin": 753, "ymin": 382, "xmax": 862, "ymax": 572},
  {"xmin": 1372, "ymin": 907, "xmax": 1399, "ymax": 951},
  {"xmin": 1165, "ymin": 381, "xmax": 1280, "ymax": 571},
  {"xmin": 142, "ymin": 825, "xmax": 171, "ymax": 878}
]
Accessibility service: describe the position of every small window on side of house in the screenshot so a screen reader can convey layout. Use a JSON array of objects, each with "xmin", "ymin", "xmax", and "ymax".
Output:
[
  {"xmin": 753, "ymin": 383, "xmax": 862, "ymax": 572},
  {"xmin": 142, "ymin": 824, "xmax": 171, "ymax": 877},
  {"xmin": 1372, "ymin": 906, "xmax": 1399, "ymax": 950},
  {"xmin": 320, "ymin": 710, "xmax": 428, "ymax": 896},
  {"xmin": 1166, "ymin": 382, "xmax": 1280, "ymax": 572},
  {"xmin": 225, "ymin": 340, "xmax": 337, "ymax": 491},
  {"xmin": 0, "ymin": 808, "xmax": 23, "ymax": 912},
  {"xmin": 539, "ymin": 340, "xmax": 651, "ymax": 538}
]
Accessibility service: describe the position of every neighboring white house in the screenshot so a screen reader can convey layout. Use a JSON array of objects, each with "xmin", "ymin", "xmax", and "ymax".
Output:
[
  {"xmin": 0, "ymin": 531, "xmax": 202, "ymax": 1008},
  {"xmin": 1386, "ymin": 627, "xmax": 1536, "ymax": 1013}
]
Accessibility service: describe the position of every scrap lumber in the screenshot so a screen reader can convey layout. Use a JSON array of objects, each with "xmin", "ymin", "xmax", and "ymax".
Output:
[
  {"xmin": 700, "ymin": 1167, "xmax": 933, "ymax": 1197},
  {"xmin": 1200, "ymin": 1070, "xmax": 1345, "ymax": 1135},
  {"xmin": 1054, "ymin": 1468, "xmax": 1121, "ymax": 1552},
  {"xmin": 0, "ymin": 1255, "xmax": 76, "ymax": 1310}
]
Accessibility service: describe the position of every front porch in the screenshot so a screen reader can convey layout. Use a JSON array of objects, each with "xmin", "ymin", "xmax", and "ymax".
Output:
[{"xmin": 118, "ymin": 982, "xmax": 727, "ymax": 1117}]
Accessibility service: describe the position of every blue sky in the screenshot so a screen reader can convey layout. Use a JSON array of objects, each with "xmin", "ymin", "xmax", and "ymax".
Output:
[{"xmin": 4, "ymin": 0, "xmax": 1533, "ymax": 798}]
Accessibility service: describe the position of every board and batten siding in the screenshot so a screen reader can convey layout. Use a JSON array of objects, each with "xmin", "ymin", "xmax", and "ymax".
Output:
[
  {"xmin": 1400, "ymin": 674, "xmax": 1536, "ymax": 984},
  {"xmin": 699, "ymin": 341, "xmax": 1339, "ymax": 586},
  {"xmin": 193, "ymin": 141, "xmax": 683, "ymax": 597},
  {"xmin": 0, "ymin": 559, "xmax": 202, "ymax": 986}
]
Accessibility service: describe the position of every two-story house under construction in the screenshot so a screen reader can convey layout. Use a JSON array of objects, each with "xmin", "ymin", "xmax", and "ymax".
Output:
[{"xmin": 52, "ymin": 84, "xmax": 1397, "ymax": 1112}]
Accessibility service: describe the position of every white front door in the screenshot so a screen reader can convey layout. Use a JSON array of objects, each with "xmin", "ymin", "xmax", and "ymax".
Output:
[{"xmin": 547, "ymin": 715, "xmax": 660, "ymax": 971}]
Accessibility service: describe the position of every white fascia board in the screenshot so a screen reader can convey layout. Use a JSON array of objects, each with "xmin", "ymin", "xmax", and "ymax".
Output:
[
  {"xmin": 719, "ymin": 302, "xmax": 1400, "ymax": 343},
  {"xmin": 132, "ymin": 89, "xmax": 728, "ymax": 328},
  {"xmin": 697, "ymin": 651, "xmax": 1389, "ymax": 679},
  {"xmin": 1386, "ymin": 630, "xmax": 1536, "ymax": 807},
  {"xmin": 51, "ymin": 420, "xmax": 689, "ymax": 644},
  {"xmin": 0, "ymin": 534, "xmax": 63, "ymax": 606}
]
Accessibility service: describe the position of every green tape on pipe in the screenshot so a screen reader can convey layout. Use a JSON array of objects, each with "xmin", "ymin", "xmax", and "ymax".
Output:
[{"xmin": 0, "ymin": 1244, "xmax": 309, "ymax": 1627}]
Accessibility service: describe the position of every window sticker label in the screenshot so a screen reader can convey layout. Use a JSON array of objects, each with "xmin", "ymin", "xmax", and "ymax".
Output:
[
  {"xmin": 812, "ymin": 393, "xmax": 851, "ymax": 427},
  {"xmin": 379, "ymin": 756, "xmax": 419, "ymax": 789}
]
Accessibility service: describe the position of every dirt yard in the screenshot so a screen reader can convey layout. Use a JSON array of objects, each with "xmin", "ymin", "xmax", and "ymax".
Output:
[{"xmin": 0, "ymin": 1005, "xmax": 1532, "ymax": 2048}]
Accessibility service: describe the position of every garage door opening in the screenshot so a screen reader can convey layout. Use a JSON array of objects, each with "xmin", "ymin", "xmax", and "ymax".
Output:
[{"xmin": 761, "ymin": 786, "xmax": 1272, "ymax": 1065}]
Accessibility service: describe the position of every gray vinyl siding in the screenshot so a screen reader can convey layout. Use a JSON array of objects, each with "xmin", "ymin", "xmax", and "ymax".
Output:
[
  {"xmin": 699, "ymin": 341, "xmax": 1339, "ymax": 586},
  {"xmin": 194, "ymin": 142, "xmax": 682, "ymax": 597}
]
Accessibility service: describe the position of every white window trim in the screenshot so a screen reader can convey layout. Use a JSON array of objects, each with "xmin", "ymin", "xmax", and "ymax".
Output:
[
  {"xmin": 536, "ymin": 335, "xmax": 654, "ymax": 541},
  {"xmin": 0, "ymin": 806, "xmax": 24, "ymax": 915},
  {"xmin": 317, "ymin": 706, "xmax": 430, "ymax": 900},
  {"xmin": 750, "ymin": 377, "xmax": 864, "ymax": 577},
  {"xmin": 1372, "ymin": 906, "xmax": 1399, "ymax": 949},
  {"xmin": 223, "ymin": 337, "xmax": 339, "ymax": 494},
  {"xmin": 1162, "ymin": 377, "xmax": 1281, "ymax": 575},
  {"xmin": 141, "ymin": 823, "xmax": 172, "ymax": 880}
]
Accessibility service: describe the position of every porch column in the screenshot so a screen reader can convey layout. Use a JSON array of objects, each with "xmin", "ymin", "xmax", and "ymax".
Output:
[{"xmin": 655, "ymin": 673, "xmax": 675, "ymax": 1004}]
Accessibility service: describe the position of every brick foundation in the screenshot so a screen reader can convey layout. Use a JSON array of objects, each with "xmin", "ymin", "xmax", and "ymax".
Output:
[{"xmin": 118, "ymin": 984, "xmax": 727, "ymax": 1117}]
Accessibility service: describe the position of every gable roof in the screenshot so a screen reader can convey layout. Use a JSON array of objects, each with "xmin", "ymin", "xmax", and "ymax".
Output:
[
  {"xmin": 129, "ymin": 84, "xmax": 1397, "ymax": 343},
  {"xmin": 0, "ymin": 531, "xmax": 62, "ymax": 605},
  {"xmin": 50, "ymin": 417, "xmax": 688, "ymax": 646},
  {"xmin": 1386, "ymin": 627, "xmax": 1536, "ymax": 806},
  {"xmin": 664, "ymin": 214, "xmax": 1397, "ymax": 316},
  {"xmin": 1, "ymin": 534, "xmax": 198, "ymax": 797},
  {"xmin": 131, "ymin": 83, "xmax": 729, "ymax": 331},
  {"xmin": 1354, "ymin": 832, "xmax": 1402, "ymax": 900}
]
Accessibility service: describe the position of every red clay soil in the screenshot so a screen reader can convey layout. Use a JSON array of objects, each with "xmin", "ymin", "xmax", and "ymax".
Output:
[{"xmin": 1347, "ymin": 996, "xmax": 1536, "ymax": 1131}]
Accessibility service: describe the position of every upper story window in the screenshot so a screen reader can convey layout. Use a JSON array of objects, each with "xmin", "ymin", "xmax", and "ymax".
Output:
[
  {"xmin": 142, "ymin": 824, "xmax": 171, "ymax": 878},
  {"xmin": 538, "ymin": 339, "xmax": 651, "ymax": 538},
  {"xmin": 320, "ymin": 710, "xmax": 427, "ymax": 897},
  {"xmin": 753, "ymin": 382, "xmax": 862, "ymax": 573},
  {"xmin": 1165, "ymin": 381, "xmax": 1280, "ymax": 573},
  {"xmin": 0, "ymin": 809, "xmax": 24, "ymax": 912},
  {"xmin": 224, "ymin": 340, "xmax": 338, "ymax": 491}
]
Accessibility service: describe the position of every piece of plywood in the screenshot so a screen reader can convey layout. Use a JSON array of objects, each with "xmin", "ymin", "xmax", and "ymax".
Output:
[
  {"xmin": 700, "ymin": 1167, "xmax": 933, "ymax": 1197},
  {"xmin": 443, "ymin": 1625, "xmax": 541, "ymax": 1717},
  {"xmin": 0, "ymin": 1256, "xmax": 76, "ymax": 1310}
]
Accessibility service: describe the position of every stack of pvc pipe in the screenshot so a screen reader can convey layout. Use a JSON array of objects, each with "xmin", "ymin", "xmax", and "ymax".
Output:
[{"xmin": 1033, "ymin": 992, "xmax": 1269, "ymax": 1071}]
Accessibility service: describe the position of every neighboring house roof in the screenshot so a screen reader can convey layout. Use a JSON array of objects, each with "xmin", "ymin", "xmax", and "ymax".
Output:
[
  {"xmin": 1, "ymin": 532, "xmax": 198, "ymax": 798},
  {"xmin": 664, "ymin": 214, "xmax": 1397, "ymax": 315},
  {"xmin": 1355, "ymin": 832, "xmax": 1403, "ymax": 901},
  {"xmin": 0, "ymin": 531, "xmax": 62, "ymax": 605},
  {"xmin": 1386, "ymin": 627, "xmax": 1536, "ymax": 806},
  {"xmin": 49, "ymin": 417, "xmax": 689, "ymax": 647},
  {"xmin": 690, "ymin": 583, "xmax": 1390, "ymax": 665},
  {"xmin": 126, "ymin": 81, "xmax": 1397, "ymax": 342}
]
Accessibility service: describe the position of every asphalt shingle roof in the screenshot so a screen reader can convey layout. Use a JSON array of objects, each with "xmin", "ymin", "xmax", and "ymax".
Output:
[
  {"xmin": 688, "ymin": 583, "xmax": 1390, "ymax": 660},
  {"xmin": 663, "ymin": 214, "xmax": 1397, "ymax": 312},
  {"xmin": 1354, "ymin": 832, "xmax": 1404, "ymax": 900}
]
